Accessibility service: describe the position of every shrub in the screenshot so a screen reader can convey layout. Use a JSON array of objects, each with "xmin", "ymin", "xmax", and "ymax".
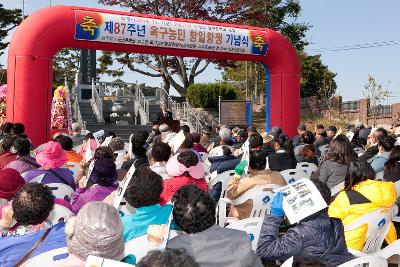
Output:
[{"xmin": 186, "ymin": 83, "xmax": 237, "ymax": 108}]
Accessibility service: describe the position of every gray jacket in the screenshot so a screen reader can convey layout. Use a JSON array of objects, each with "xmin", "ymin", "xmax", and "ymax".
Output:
[
  {"xmin": 311, "ymin": 160, "xmax": 348, "ymax": 189},
  {"xmin": 167, "ymin": 224, "xmax": 263, "ymax": 267}
]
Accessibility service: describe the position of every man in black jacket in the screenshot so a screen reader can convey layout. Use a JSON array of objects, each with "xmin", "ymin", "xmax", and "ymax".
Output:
[{"xmin": 156, "ymin": 103, "xmax": 173, "ymax": 121}]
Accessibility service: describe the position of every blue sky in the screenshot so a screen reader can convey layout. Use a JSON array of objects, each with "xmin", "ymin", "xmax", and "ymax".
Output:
[{"xmin": 2, "ymin": 0, "xmax": 400, "ymax": 101}]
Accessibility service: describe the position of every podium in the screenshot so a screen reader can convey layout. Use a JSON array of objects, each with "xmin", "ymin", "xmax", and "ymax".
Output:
[{"xmin": 153, "ymin": 120, "xmax": 180, "ymax": 132}]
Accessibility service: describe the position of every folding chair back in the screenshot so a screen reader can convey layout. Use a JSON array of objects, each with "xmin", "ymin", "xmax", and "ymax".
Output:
[
  {"xmin": 296, "ymin": 162, "xmax": 318, "ymax": 176},
  {"xmin": 344, "ymin": 207, "xmax": 396, "ymax": 253},
  {"xmin": 226, "ymin": 217, "xmax": 264, "ymax": 251},
  {"xmin": 280, "ymin": 169, "xmax": 309, "ymax": 184}
]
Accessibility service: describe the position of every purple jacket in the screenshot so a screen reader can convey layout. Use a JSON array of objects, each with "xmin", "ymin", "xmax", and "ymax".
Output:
[
  {"xmin": 71, "ymin": 184, "xmax": 117, "ymax": 214},
  {"xmin": 23, "ymin": 168, "xmax": 76, "ymax": 190},
  {"xmin": 5, "ymin": 155, "xmax": 39, "ymax": 174}
]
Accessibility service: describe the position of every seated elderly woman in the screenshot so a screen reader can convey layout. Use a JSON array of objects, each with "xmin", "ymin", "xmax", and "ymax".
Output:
[
  {"xmin": 149, "ymin": 142, "xmax": 171, "ymax": 180},
  {"xmin": 0, "ymin": 168, "xmax": 25, "ymax": 206},
  {"xmin": 62, "ymin": 201, "xmax": 124, "ymax": 267},
  {"xmin": 0, "ymin": 183, "xmax": 66, "ymax": 266},
  {"xmin": 5, "ymin": 137, "xmax": 39, "ymax": 174},
  {"xmin": 71, "ymin": 158, "xmax": 118, "ymax": 214},
  {"xmin": 226, "ymin": 150, "xmax": 286, "ymax": 219},
  {"xmin": 23, "ymin": 141, "xmax": 76, "ymax": 190},
  {"xmin": 160, "ymin": 150, "xmax": 207, "ymax": 205}
]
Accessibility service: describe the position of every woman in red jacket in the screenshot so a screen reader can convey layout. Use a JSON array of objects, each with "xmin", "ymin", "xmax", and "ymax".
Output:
[{"xmin": 160, "ymin": 150, "xmax": 207, "ymax": 205}]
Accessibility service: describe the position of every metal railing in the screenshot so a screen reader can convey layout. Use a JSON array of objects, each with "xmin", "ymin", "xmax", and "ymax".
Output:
[
  {"xmin": 90, "ymin": 79, "xmax": 105, "ymax": 123},
  {"xmin": 136, "ymin": 86, "xmax": 150, "ymax": 122},
  {"xmin": 368, "ymin": 104, "xmax": 392, "ymax": 117}
]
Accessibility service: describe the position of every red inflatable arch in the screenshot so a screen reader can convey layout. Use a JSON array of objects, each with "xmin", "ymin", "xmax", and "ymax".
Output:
[{"xmin": 7, "ymin": 5, "xmax": 299, "ymax": 145}]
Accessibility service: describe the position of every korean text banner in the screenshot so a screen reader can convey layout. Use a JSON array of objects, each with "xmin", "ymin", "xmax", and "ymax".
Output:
[{"xmin": 74, "ymin": 11, "xmax": 269, "ymax": 56}]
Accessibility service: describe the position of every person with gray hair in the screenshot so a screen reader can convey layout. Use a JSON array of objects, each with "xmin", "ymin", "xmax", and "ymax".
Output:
[
  {"xmin": 208, "ymin": 127, "xmax": 234, "ymax": 158},
  {"xmin": 109, "ymin": 137, "xmax": 126, "ymax": 169},
  {"xmin": 71, "ymin": 122, "xmax": 85, "ymax": 147},
  {"xmin": 154, "ymin": 123, "xmax": 171, "ymax": 144},
  {"xmin": 63, "ymin": 201, "xmax": 125, "ymax": 266}
]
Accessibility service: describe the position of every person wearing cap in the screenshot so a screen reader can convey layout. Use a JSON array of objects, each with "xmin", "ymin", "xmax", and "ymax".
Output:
[
  {"xmin": 232, "ymin": 129, "xmax": 247, "ymax": 149},
  {"xmin": 313, "ymin": 128, "xmax": 330, "ymax": 157},
  {"xmin": 63, "ymin": 202, "xmax": 125, "ymax": 266},
  {"xmin": 200, "ymin": 125, "xmax": 212, "ymax": 148},
  {"xmin": 71, "ymin": 158, "xmax": 118, "ymax": 215},
  {"xmin": 269, "ymin": 126, "xmax": 282, "ymax": 141},
  {"xmin": 326, "ymin": 125, "xmax": 337, "ymax": 141},
  {"xmin": 0, "ymin": 135, "xmax": 16, "ymax": 169},
  {"xmin": 261, "ymin": 132, "xmax": 276, "ymax": 156},
  {"xmin": 23, "ymin": 141, "xmax": 76, "ymax": 190},
  {"xmin": 0, "ymin": 183, "xmax": 67, "ymax": 266},
  {"xmin": 0, "ymin": 168, "xmax": 25, "ymax": 206},
  {"xmin": 191, "ymin": 132, "xmax": 207, "ymax": 153},
  {"xmin": 160, "ymin": 150, "xmax": 207, "ymax": 205},
  {"xmin": 293, "ymin": 124, "xmax": 306, "ymax": 147},
  {"xmin": 55, "ymin": 134, "xmax": 83, "ymax": 164},
  {"xmin": 5, "ymin": 137, "xmax": 39, "ymax": 174}
]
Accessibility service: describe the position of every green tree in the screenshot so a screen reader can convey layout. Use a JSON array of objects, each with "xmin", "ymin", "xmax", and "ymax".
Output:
[
  {"xmin": 300, "ymin": 52, "xmax": 337, "ymax": 99},
  {"xmin": 52, "ymin": 49, "xmax": 80, "ymax": 88},
  {"xmin": 0, "ymin": 4, "xmax": 22, "ymax": 64},
  {"xmin": 98, "ymin": 0, "xmax": 309, "ymax": 95}
]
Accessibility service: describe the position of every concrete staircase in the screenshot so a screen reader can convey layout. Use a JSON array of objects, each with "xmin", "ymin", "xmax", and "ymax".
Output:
[{"xmin": 79, "ymin": 101, "xmax": 152, "ymax": 141}]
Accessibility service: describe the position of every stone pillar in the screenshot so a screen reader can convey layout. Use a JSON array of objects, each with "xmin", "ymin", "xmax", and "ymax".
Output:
[
  {"xmin": 359, "ymin": 98, "xmax": 369, "ymax": 125},
  {"xmin": 391, "ymin": 103, "xmax": 400, "ymax": 124}
]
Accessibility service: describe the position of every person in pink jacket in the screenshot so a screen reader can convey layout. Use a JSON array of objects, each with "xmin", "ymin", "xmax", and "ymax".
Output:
[{"xmin": 71, "ymin": 158, "xmax": 118, "ymax": 214}]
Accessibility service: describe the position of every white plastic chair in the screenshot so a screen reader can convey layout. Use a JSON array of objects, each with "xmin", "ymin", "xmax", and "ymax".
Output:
[
  {"xmin": 337, "ymin": 256, "xmax": 387, "ymax": 267},
  {"xmin": 354, "ymin": 147, "xmax": 365, "ymax": 156},
  {"xmin": 344, "ymin": 206, "xmax": 396, "ymax": 253},
  {"xmin": 331, "ymin": 181, "xmax": 345, "ymax": 196},
  {"xmin": 124, "ymin": 234, "xmax": 150, "ymax": 263},
  {"xmin": 296, "ymin": 162, "xmax": 318, "ymax": 176},
  {"xmin": 46, "ymin": 183, "xmax": 75, "ymax": 203},
  {"xmin": 86, "ymin": 255, "xmax": 132, "ymax": 267},
  {"xmin": 63, "ymin": 162, "xmax": 81, "ymax": 180},
  {"xmin": 218, "ymin": 184, "xmax": 280, "ymax": 226},
  {"xmin": 280, "ymin": 169, "xmax": 310, "ymax": 184},
  {"xmin": 319, "ymin": 144, "xmax": 330, "ymax": 158},
  {"xmin": 376, "ymin": 171, "xmax": 384, "ymax": 181},
  {"xmin": 208, "ymin": 169, "xmax": 236, "ymax": 199},
  {"xmin": 118, "ymin": 197, "xmax": 136, "ymax": 217},
  {"xmin": 394, "ymin": 180, "xmax": 400, "ymax": 197},
  {"xmin": 199, "ymin": 152, "xmax": 208, "ymax": 162},
  {"xmin": 48, "ymin": 201, "xmax": 73, "ymax": 225},
  {"xmin": 226, "ymin": 217, "xmax": 264, "ymax": 251},
  {"xmin": 368, "ymin": 239, "xmax": 400, "ymax": 266},
  {"xmin": 20, "ymin": 247, "xmax": 69, "ymax": 267}
]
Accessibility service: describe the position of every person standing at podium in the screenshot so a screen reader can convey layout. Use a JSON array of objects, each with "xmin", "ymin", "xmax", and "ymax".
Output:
[{"xmin": 156, "ymin": 103, "xmax": 173, "ymax": 121}]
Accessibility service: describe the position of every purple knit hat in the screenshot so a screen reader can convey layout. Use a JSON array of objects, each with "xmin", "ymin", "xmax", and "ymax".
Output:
[{"xmin": 89, "ymin": 158, "xmax": 118, "ymax": 186}]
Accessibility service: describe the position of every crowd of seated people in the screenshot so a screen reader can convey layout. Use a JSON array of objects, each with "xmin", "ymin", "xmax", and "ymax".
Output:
[{"xmin": 0, "ymin": 120, "xmax": 399, "ymax": 266}]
